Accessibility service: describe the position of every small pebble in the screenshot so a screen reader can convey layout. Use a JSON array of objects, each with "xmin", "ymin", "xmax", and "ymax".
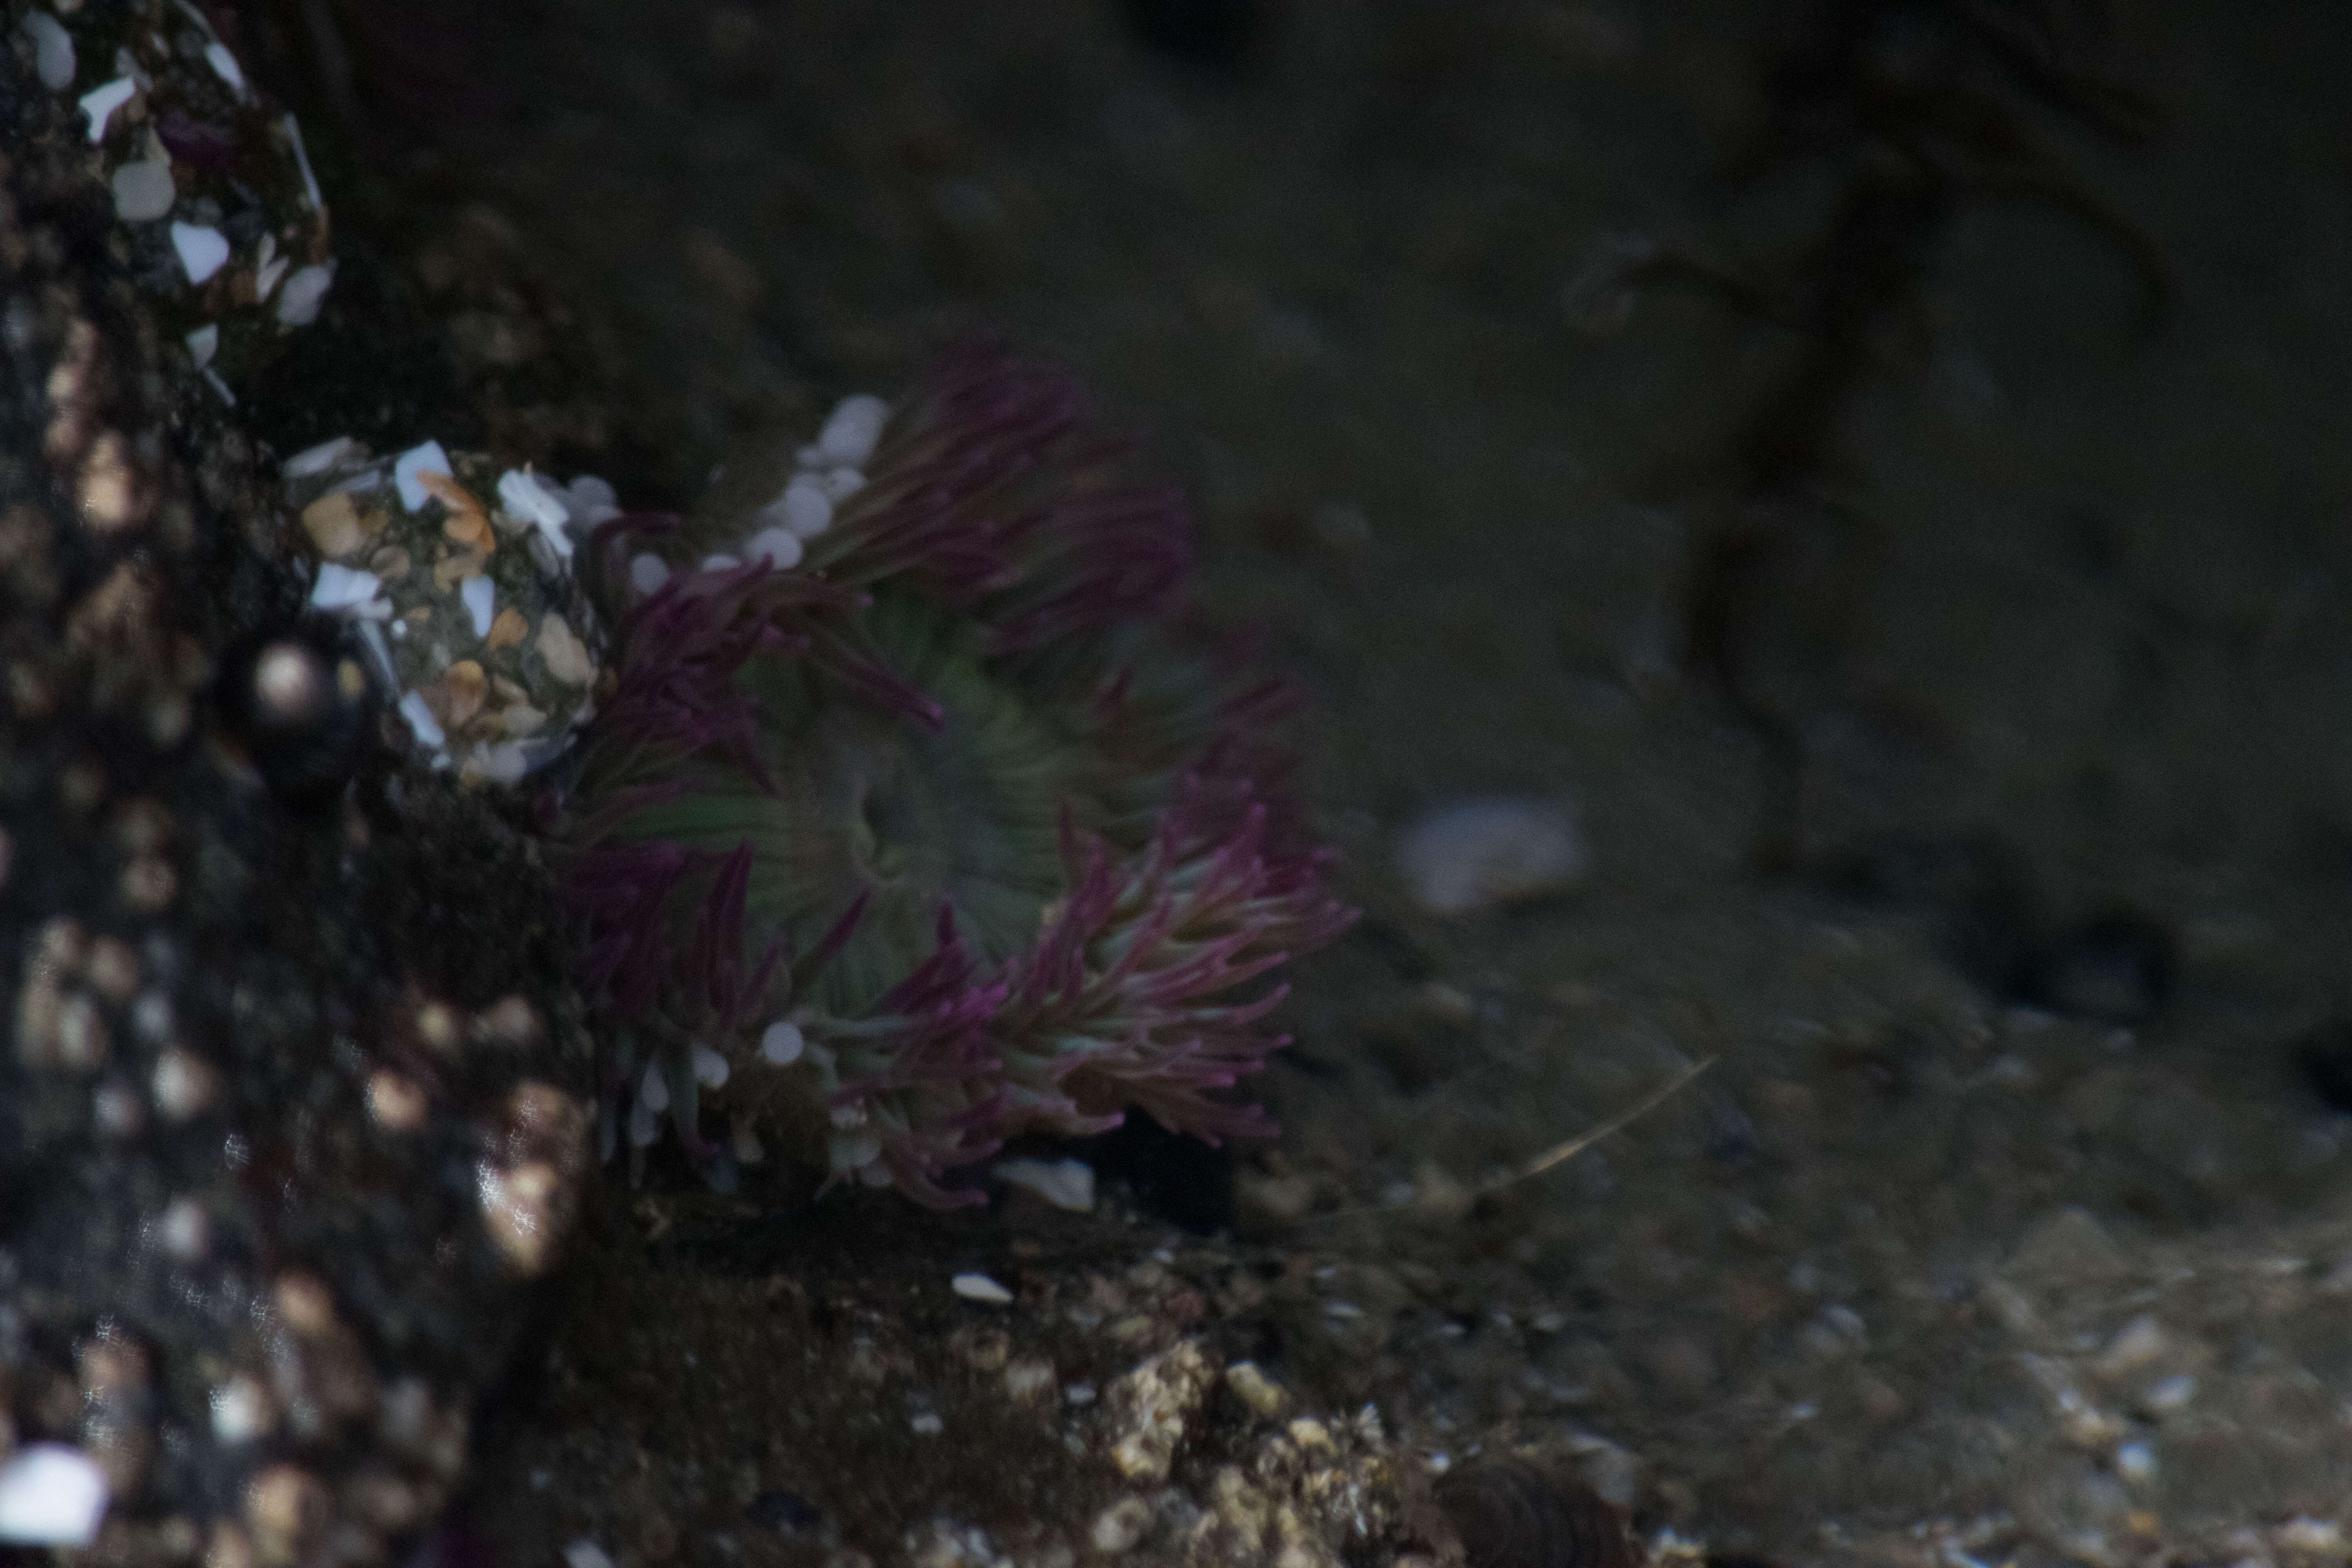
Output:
[
  {"xmin": 171, "ymin": 222, "xmax": 230, "ymax": 284},
  {"xmin": 276, "ymin": 261, "xmax": 337, "ymax": 327},
  {"xmin": 1090, "ymin": 1497, "xmax": 1152, "ymax": 1555},
  {"xmin": 629, "ymin": 553, "xmax": 671, "ymax": 595},
  {"xmin": 112, "ymin": 159, "xmax": 178, "ymax": 223},
  {"xmin": 992, "ymin": 1156, "xmax": 1095, "ymax": 1212},
  {"xmin": 0, "ymin": 1445, "xmax": 109, "ymax": 1546},
  {"xmin": 951, "ymin": 1272, "xmax": 1014, "ymax": 1305},
  {"xmin": 740, "ymin": 526, "xmax": 803, "ymax": 568},
  {"xmin": 203, "ymin": 41, "xmax": 249, "ymax": 97},
  {"xmin": 309, "ymin": 563, "xmax": 383, "ymax": 613},
  {"xmin": 1396, "ymin": 797, "xmax": 1586, "ymax": 916},
  {"xmin": 398, "ymin": 691, "xmax": 446, "ymax": 749},
  {"xmin": 778, "ymin": 477, "xmax": 833, "ymax": 538},
  {"xmin": 817, "ymin": 394, "xmax": 891, "ymax": 465},
  {"xmin": 20, "ymin": 12, "xmax": 74, "ymax": 91},
  {"xmin": 460, "ymin": 576, "xmax": 496, "ymax": 638},
  {"xmin": 759, "ymin": 1020, "xmax": 804, "ymax": 1065},
  {"xmin": 394, "ymin": 441, "xmax": 454, "ymax": 512},
  {"xmin": 80, "ymin": 78, "xmax": 136, "ymax": 143}
]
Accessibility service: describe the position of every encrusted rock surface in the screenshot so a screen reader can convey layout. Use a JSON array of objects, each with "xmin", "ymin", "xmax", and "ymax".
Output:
[{"xmin": 0, "ymin": 4, "xmax": 590, "ymax": 1556}]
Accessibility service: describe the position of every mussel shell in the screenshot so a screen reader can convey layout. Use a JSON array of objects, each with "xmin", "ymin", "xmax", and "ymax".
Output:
[{"xmin": 1435, "ymin": 1457, "xmax": 1639, "ymax": 1568}]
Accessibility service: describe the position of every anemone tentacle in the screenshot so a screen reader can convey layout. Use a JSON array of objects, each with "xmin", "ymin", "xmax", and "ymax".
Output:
[{"xmin": 556, "ymin": 336, "xmax": 1355, "ymax": 1205}]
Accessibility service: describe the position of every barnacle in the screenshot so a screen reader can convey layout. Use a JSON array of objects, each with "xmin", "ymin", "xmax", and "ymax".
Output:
[{"xmin": 555, "ymin": 339, "xmax": 1354, "ymax": 1206}]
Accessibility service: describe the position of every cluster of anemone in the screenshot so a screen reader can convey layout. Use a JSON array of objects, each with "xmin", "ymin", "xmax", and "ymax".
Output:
[{"xmin": 552, "ymin": 339, "xmax": 1354, "ymax": 1207}]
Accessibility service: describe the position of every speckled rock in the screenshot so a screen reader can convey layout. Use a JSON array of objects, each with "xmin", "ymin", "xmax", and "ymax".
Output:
[
  {"xmin": 0, "ymin": 10, "xmax": 591, "ymax": 1559},
  {"xmin": 283, "ymin": 442, "xmax": 607, "ymax": 786}
]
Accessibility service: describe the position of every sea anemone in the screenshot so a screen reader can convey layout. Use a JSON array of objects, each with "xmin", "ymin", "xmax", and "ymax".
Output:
[{"xmin": 553, "ymin": 338, "xmax": 1354, "ymax": 1207}]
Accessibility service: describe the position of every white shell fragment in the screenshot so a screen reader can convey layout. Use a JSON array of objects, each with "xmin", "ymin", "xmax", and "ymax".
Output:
[
  {"xmin": 690, "ymin": 1044, "xmax": 730, "ymax": 1089},
  {"xmin": 562, "ymin": 1541, "xmax": 616, "ymax": 1568},
  {"xmin": 280, "ymin": 112, "xmax": 323, "ymax": 211},
  {"xmin": 171, "ymin": 221, "xmax": 231, "ymax": 285},
  {"xmin": 993, "ymin": 1157, "xmax": 1096, "ymax": 1212},
  {"xmin": 1396, "ymin": 796, "xmax": 1587, "ymax": 917},
  {"xmin": 308, "ymin": 563, "xmax": 383, "ymax": 613},
  {"xmin": 80, "ymin": 78, "xmax": 136, "ymax": 142},
  {"xmin": 283, "ymin": 434, "xmax": 363, "ymax": 479},
  {"xmin": 777, "ymin": 477, "xmax": 833, "ymax": 539},
  {"xmin": 563, "ymin": 474, "xmax": 622, "ymax": 528},
  {"xmin": 0, "ymin": 1444, "xmax": 110, "ymax": 1546},
  {"xmin": 202, "ymin": 41, "xmax": 248, "ymax": 99},
  {"xmin": 818, "ymin": 393, "xmax": 891, "ymax": 465},
  {"xmin": 759, "ymin": 1020, "xmax": 804, "ymax": 1065},
  {"xmin": 628, "ymin": 553, "xmax": 670, "ymax": 595},
  {"xmin": 184, "ymin": 323, "xmax": 219, "ymax": 369},
  {"xmin": 21, "ymin": 12, "xmax": 74, "ymax": 91},
  {"xmin": 460, "ymin": 575, "xmax": 496, "ymax": 638},
  {"xmin": 951, "ymin": 1272, "xmax": 1015, "ymax": 1304},
  {"xmin": 740, "ymin": 526, "xmax": 803, "ymax": 569},
  {"xmin": 394, "ymin": 441, "xmax": 454, "ymax": 511},
  {"xmin": 275, "ymin": 260, "xmax": 337, "ymax": 327},
  {"xmin": 112, "ymin": 158, "xmax": 176, "ymax": 223},
  {"xmin": 499, "ymin": 468, "xmax": 575, "ymax": 560},
  {"xmin": 397, "ymin": 692, "xmax": 446, "ymax": 748}
]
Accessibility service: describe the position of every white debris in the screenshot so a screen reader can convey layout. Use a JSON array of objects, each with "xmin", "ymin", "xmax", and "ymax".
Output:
[
  {"xmin": 112, "ymin": 158, "xmax": 176, "ymax": 223},
  {"xmin": 2114, "ymin": 1441, "xmax": 2157, "ymax": 1484},
  {"xmin": 628, "ymin": 553, "xmax": 670, "ymax": 595},
  {"xmin": 638, "ymin": 1061, "xmax": 670, "ymax": 1115},
  {"xmin": 281, "ymin": 113, "xmax": 322, "ymax": 211},
  {"xmin": 828, "ymin": 1132, "xmax": 881, "ymax": 1174},
  {"xmin": 0, "ymin": 1444, "xmax": 109, "ymax": 1546},
  {"xmin": 397, "ymin": 691, "xmax": 446, "ymax": 749},
  {"xmin": 283, "ymin": 434, "xmax": 364, "ymax": 479},
  {"xmin": 701, "ymin": 554, "xmax": 741, "ymax": 572},
  {"xmin": 818, "ymin": 394, "xmax": 891, "ymax": 465},
  {"xmin": 775, "ymin": 476, "xmax": 833, "ymax": 539},
  {"xmin": 626, "ymin": 1095, "xmax": 660, "ymax": 1148},
  {"xmin": 992, "ymin": 1156, "xmax": 1095, "ymax": 1212},
  {"xmin": 951, "ymin": 1272, "xmax": 1015, "ymax": 1305},
  {"xmin": 760, "ymin": 1020, "xmax": 804, "ymax": 1065},
  {"xmin": 562, "ymin": 474, "xmax": 623, "ymax": 529},
  {"xmin": 308, "ymin": 563, "xmax": 383, "ymax": 613},
  {"xmin": 184, "ymin": 323, "xmax": 218, "ymax": 369},
  {"xmin": 561, "ymin": 1541, "xmax": 615, "ymax": 1568},
  {"xmin": 740, "ymin": 526, "xmax": 803, "ymax": 569},
  {"xmin": 498, "ymin": 469, "xmax": 575, "ymax": 561},
  {"xmin": 691, "ymin": 1044, "xmax": 730, "ymax": 1089},
  {"xmin": 478, "ymin": 742, "xmax": 530, "ymax": 785},
  {"xmin": 21, "ymin": 13, "xmax": 75, "ymax": 92},
  {"xmin": 1395, "ymin": 796, "xmax": 1586, "ymax": 916},
  {"xmin": 817, "ymin": 467, "xmax": 867, "ymax": 503},
  {"xmin": 201, "ymin": 367, "xmax": 236, "ymax": 405},
  {"xmin": 256, "ymin": 253, "xmax": 289, "ymax": 302},
  {"xmin": 460, "ymin": 576, "xmax": 496, "ymax": 638},
  {"xmin": 202, "ymin": 41, "xmax": 248, "ymax": 99},
  {"xmin": 170, "ymin": 221, "xmax": 230, "ymax": 285},
  {"xmin": 276, "ymin": 260, "xmax": 337, "ymax": 327},
  {"xmin": 394, "ymin": 441, "xmax": 453, "ymax": 512},
  {"xmin": 80, "ymin": 78, "xmax": 136, "ymax": 142},
  {"xmin": 207, "ymin": 1378, "xmax": 270, "ymax": 1443},
  {"xmin": 908, "ymin": 1412, "xmax": 944, "ymax": 1436}
]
